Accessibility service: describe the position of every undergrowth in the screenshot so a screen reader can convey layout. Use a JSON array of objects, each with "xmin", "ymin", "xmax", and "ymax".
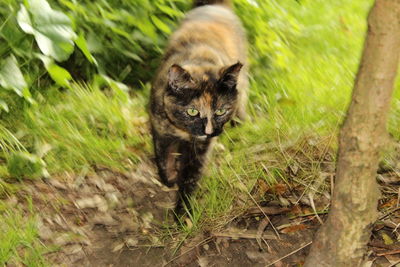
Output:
[
  {"xmin": 177, "ymin": 0, "xmax": 378, "ymax": 237},
  {"xmin": 0, "ymin": 200, "xmax": 48, "ymax": 266},
  {"xmin": 3, "ymin": 0, "xmax": 400, "ymax": 263}
]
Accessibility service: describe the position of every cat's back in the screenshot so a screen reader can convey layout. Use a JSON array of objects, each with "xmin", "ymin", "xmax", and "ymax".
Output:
[{"xmin": 167, "ymin": 5, "xmax": 246, "ymax": 64}]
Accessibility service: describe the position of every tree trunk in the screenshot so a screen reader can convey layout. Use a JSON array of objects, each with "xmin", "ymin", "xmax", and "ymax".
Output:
[{"xmin": 304, "ymin": 0, "xmax": 400, "ymax": 266}]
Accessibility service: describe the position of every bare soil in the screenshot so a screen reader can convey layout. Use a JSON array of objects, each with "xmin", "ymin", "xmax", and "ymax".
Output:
[{"xmin": 4, "ymin": 155, "xmax": 400, "ymax": 266}]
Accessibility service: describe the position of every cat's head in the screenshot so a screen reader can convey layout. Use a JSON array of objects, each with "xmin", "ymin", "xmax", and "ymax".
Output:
[{"xmin": 163, "ymin": 62, "xmax": 242, "ymax": 139}]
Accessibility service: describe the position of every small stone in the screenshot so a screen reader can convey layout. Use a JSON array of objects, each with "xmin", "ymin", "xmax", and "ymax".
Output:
[
  {"xmin": 38, "ymin": 225, "xmax": 53, "ymax": 240},
  {"xmin": 75, "ymin": 195, "xmax": 108, "ymax": 212},
  {"xmin": 154, "ymin": 201, "xmax": 175, "ymax": 209},
  {"xmin": 103, "ymin": 183, "xmax": 116, "ymax": 192},
  {"xmin": 49, "ymin": 179, "xmax": 67, "ymax": 190},
  {"xmin": 198, "ymin": 256, "xmax": 209, "ymax": 267},
  {"xmin": 141, "ymin": 212, "xmax": 154, "ymax": 229},
  {"xmin": 125, "ymin": 237, "xmax": 139, "ymax": 247},
  {"xmin": 63, "ymin": 244, "xmax": 82, "ymax": 255},
  {"xmin": 92, "ymin": 213, "xmax": 118, "ymax": 226},
  {"xmin": 54, "ymin": 233, "xmax": 73, "ymax": 246},
  {"xmin": 112, "ymin": 242, "xmax": 125, "ymax": 252},
  {"xmin": 105, "ymin": 192, "xmax": 119, "ymax": 207}
]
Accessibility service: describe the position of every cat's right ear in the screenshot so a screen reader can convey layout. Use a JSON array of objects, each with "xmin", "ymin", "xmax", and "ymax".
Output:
[{"xmin": 167, "ymin": 64, "xmax": 193, "ymax": 95}]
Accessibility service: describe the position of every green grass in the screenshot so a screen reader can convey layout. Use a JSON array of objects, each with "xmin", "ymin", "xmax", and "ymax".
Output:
[
  {"xmin": 0, "ymin": 83, "xmax": 151, "ymax": 265},
  {"xmin": 14, "ymin": 82, "xmax": 150, "ymax": 174},
  {"xmin": 3, "ymin": 0, "xmax": 400, "ymax": 263},
  {"xmin": 178, "ymin": 0, "xmax": 377, "ymax": 235},
  {"xmin": 0, "ymin": 200, "xmax": 48, "ymax": 266}
]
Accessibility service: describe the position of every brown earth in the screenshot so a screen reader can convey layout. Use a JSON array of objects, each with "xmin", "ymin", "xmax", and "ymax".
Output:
[{"xmin": 4, "ymin": 155, "xmax": 400, "ymax": 267}]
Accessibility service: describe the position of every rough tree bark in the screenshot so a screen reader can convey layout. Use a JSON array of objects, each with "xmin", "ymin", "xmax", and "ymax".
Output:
[{"xmin": 304, "ymin": 0, "xmax": 400, "ymax": 266}]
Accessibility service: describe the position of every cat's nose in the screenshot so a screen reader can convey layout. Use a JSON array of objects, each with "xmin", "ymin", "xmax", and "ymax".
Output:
[{"xmin": 205, "ymin": 120, "xmax": 213, "ymax": 135}]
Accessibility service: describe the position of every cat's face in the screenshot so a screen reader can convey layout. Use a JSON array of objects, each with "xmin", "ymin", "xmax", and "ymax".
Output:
[{"xmin": 163, "ymin": 62, "xmax": 242, "ymax": 139}]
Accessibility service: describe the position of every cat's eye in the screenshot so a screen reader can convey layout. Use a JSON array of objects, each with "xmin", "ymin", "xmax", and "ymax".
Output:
[
  {"xmin": 215, "ymin": 108, "xmax": 226, "ymax": 116},
  {"xmin": 187, "ymin": 108, "xmax": 199, "ymax": 116}
]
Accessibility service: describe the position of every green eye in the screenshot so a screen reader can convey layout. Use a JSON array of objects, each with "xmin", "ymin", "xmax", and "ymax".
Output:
[
  {"xmin": 187, "ymin": 108, "xmax": 199, "ymax": 116},
  {"xmin": 215, "ymin": 108, "xmax": 226, "ymax": 116}
]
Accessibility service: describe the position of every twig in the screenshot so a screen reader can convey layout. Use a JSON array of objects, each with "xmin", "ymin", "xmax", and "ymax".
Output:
[
  {"xmin": 308, "ymin": 193, "xmax": 323, "ymax": 224},
  {"xmin": 265, "ymin": 241, "xmax": 312, "ymax": 267},
  {"xmin": 388, "ymin": 258, "xmax": 400, "ymax": 267},
  {"xmin": 377, "ymin": 249, "xmax": 400, "ymax": 256},
  {"xmin": 244, "ymin": 206, "xmax": 290, "ymax": 217},
  {"xmin": 288, "ymin": 210, "xmax": 329, "ymax": 219},
  {"xmin": 379, "ymin": 207, "xmax": 400, "ymax": 220},
  {"xmin": 229, "ymin": 162, "xmax": 281, "ymax": 239},
  {"xmin": 93, "ymin": 165, "xmax": 131, "ymax": 180},
  {"xmin": 162, "ymin": 236, "xmax": 213, "ymax": 267},
  {"xmin": 212, "ymin": 231, "xmax": 276, "ymax": 240},
  {"xmin": 256, "ymin": 217, "xmax": 270, "ymax": 248}
]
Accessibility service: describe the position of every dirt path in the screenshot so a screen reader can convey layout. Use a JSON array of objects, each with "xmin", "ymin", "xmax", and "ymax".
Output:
[{"xmin": 6, "ymin": 155, "xmax": 400, "ymax": 266}]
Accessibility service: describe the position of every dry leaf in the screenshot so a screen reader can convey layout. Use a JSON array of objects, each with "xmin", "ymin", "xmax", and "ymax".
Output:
[
  {"xmin": 273, "ymin": 184, "xmax": 288, "ymax": 195},
  {"xmin": 382, "ymin": 232, "xmax": 394, "ymax": 245},
  {"xmin": 280, "ymin": 224, "xmax": 308, "ymax": 234}
]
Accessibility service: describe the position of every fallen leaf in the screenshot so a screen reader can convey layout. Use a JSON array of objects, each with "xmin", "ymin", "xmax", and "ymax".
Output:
[
  {"xmin": 256, "ymin": 179, "xmax": 270, "ymax": 195},
  {"xmin": 273, "ymin": 184, "xmax": 288, "ymax": 195},
  {"xmin": 382, "ymin": 232, "xmax": 394, "ymax": 245},
  {"xmin": 198, "ymin": 256, "xmax": 209, "ymax": 267},
  {"xmin": 280, "ymin": 224, "xmax": 308, "ymax": 234},
  {"xmin": 379, "ymin": 198, "xmax": 397, "ymax": 209}
]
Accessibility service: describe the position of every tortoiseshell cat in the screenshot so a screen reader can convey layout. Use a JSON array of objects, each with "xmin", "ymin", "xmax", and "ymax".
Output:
[{"xmin": 150, "ymin": 0, "xmax": 248, "ymax": 215}]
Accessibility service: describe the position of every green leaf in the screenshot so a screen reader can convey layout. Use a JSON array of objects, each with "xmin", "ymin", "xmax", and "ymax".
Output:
[
  {"xmin": 0, "ymin": 55, "xmax": 28, "ymax": 97},
  {"xmin": 22, "ymin": 87, "xmax": 35, "ymax": 104},
  {"xmin": 17, "ymin": 0, "xmax": 77, "ymax": 62},
  {"xmin": 94, "ymin": 74, "xmax": 129, "ymax": 103},
  {"xmin": 0, "ymin": 100, "xmax": 9, "ymax": 113},
  {"xmin": 16, "ymin": 4, "xmax": 34, "ymax": 34},
  {"xmin": 75, "ymin": 33, "xmax": 97, "ymax": 64},
  {"xmin": 47, "ymin": 64, "xmax": 72, "ymax": 87},
  {"xmin": 38, "ymin": 55, "xmax": 72, "ymax": 87}
]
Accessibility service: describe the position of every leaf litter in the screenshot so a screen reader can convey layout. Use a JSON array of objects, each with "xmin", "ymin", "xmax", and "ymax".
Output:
[{"xmin": 4, "ymin": 136, "xmax": 400, "ymax": 266}]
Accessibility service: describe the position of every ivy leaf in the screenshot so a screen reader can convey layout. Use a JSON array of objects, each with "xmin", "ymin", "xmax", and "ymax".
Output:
[
  {"xmin": 17, "ymin": 0, "xmax": 77, "ymax": 62},
  {"xmin": 0, "ymin": 55, "xmax": 28, "ymax": 97}
]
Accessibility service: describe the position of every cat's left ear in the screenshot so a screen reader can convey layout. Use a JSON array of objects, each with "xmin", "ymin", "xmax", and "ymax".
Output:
[
  {"xmin": 167, "ymin": 64, "xmax": 194, "ymax": 95},
  {"xmin": 218, "ymin": 62, "xmax": 243, "ymax": 92}
]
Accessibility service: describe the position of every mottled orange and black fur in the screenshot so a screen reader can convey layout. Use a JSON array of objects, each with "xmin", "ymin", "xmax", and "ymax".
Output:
[{"xmin": 150, "ymin": 0, "xmax": 248, "ymax": 215}]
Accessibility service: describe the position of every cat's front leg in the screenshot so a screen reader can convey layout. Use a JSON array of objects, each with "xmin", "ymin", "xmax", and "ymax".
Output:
[
  {"xmin": 153, "ymin": 133, "xmax": 181, "ymax": 187},
  {"xmin": 175, "ymin": 139, "xmax": 211, "ymax": 215}
]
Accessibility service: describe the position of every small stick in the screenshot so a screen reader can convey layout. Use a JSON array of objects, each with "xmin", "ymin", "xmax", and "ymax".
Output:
[
  {"xmin": 162, "ymin": 236, "xmax": 213, "ymax": 267},
  {"xmin": 379, "ymin": 207, "xmax": 400, "ymax": 220},
  {"xmin": 212, "ymin": 231, "xmax": 276, "ymax": 240},
  {"xmin": 388, "ymin": 258, "xmax": 400, "ymax": 267},
  {"xmin": 229, "ymin": 162, "xmax": 281, "ymax": 239},
  {"xmin": 308, "ymin": 193, "xmax": 323, "ymax": 225},
  {"xmin": 377, "ymin": 249, "xmax": 400, "ymax": 256}
]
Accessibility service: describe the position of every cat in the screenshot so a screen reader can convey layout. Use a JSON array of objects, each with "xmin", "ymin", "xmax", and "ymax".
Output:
[{"xmin": 150, "ymin": 0, "xmax": 248, "ymax": 215}]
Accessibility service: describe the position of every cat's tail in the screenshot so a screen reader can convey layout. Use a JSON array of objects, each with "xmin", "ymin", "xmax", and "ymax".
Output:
[{"xmin": 193, "ymin": 0, "xmax": 232, "ymax": 8}]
